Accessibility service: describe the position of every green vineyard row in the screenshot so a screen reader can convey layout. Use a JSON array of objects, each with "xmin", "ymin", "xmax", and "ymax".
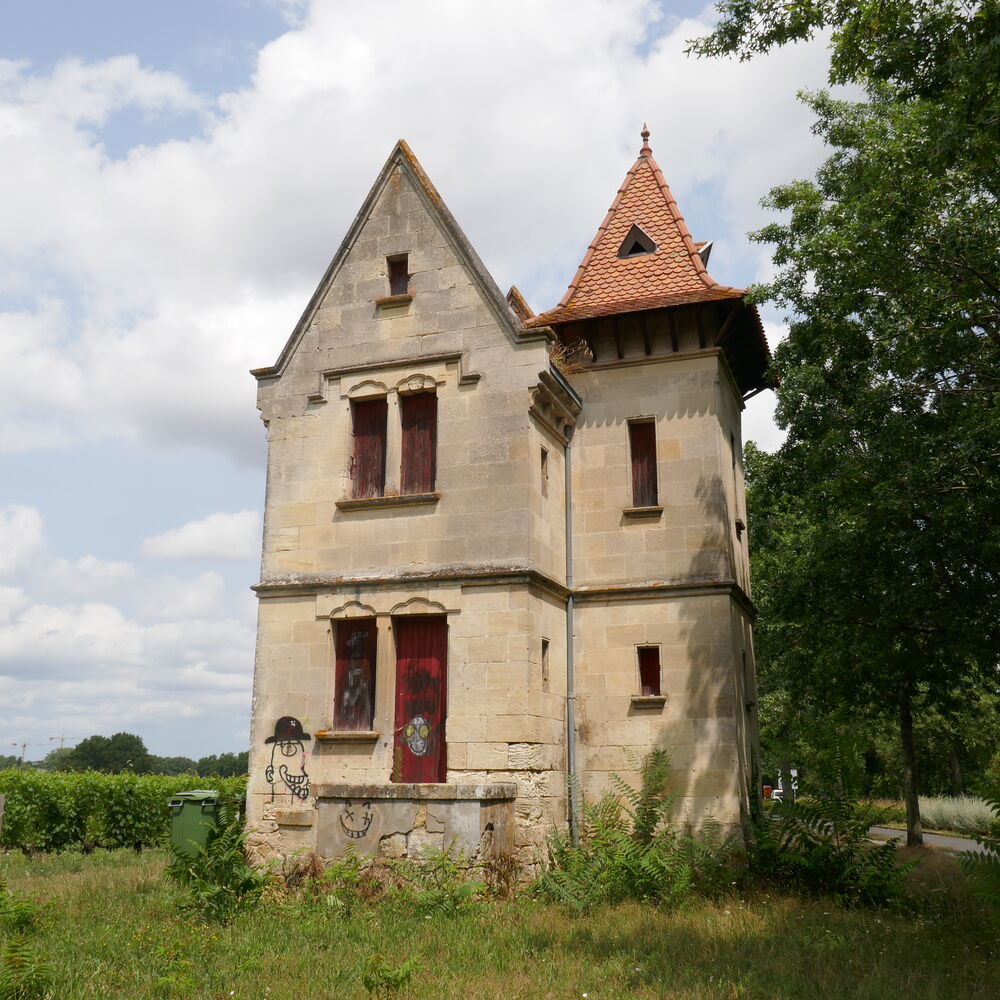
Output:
[{"xmin": 0, "ymin": 769, "xmax": 247, "ymax": 853}]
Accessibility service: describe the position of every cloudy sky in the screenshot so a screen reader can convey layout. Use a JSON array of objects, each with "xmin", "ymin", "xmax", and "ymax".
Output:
[{"xmin": 0, "ymin": 0, "xmax": 833, "ymax": 761}]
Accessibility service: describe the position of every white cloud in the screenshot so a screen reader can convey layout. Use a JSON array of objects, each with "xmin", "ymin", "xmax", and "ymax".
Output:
[
  {"xmin": 0, "ymin": 508, "xmax": 256, "ymax": 753},
  {"xmin": 0, "ymin": 0, "xmax": 832, "ymax": 464},
  {"xmin": 0, "ymin": 505, "xmax": 44, "ymax": 575},
  {"xmin": 141, "ymin": 510, "xmax": 261, "ymax": 559}
]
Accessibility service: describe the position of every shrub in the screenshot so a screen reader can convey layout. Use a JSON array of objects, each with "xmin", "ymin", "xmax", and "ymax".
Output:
[
  {"xmin": 0, "ymin": 769, "xmax": 245, "ymax": 853},
  {"xmin": 919, "ymin": 795, "xmax": 996, "ymax": 837},
  {"xmin": 751, "ymin": 734, "xmax": 915, "ymax": 907},
  {"xmin": 164, "ymin": 808, "xmax": 268, "ymax": 924}
]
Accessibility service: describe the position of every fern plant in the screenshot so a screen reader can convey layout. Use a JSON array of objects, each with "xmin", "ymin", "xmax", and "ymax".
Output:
[
  {"xmin": 959, "ymin": 796, "xmax": 1000, "ymax": 922},
  {"xmin": 0, "ymin": 938, "xmax": 51, "ymax": 1000},
  {"xmin": 538, "ymin": 749, "xmax": 712, "ymax": 912},
  {"xmin": 0, "ymin": 879, "xmax": 38, "ymax": 935},
  {"xmin": 752, "ymin": 731, "xmax": 914, "ymax": 907},
  {"xmin": 360, "ymin": 953, "xmax": 419, "ymax": 1000}
]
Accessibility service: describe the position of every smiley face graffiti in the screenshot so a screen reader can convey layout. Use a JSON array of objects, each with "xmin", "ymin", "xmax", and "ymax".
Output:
[
  {"xmin": 264, "ymin": 716, "xmax": 312, "ymax": 801},
  {"xmin": 338, "ymin": 799, "xmax": 374, "ymax": 839},
  {"xmin": 403, "ymin": 715, "xmax": 431, "ymax": 756}
]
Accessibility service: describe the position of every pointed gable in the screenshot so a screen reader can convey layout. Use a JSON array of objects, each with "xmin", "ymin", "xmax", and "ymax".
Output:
[
  {"xmin": 527, "ymin": 126, "xmax": 745, "ymax": 328},
  {"xmin": 252, "ymin": 140, "xmax": 539, "ymax": 381}
]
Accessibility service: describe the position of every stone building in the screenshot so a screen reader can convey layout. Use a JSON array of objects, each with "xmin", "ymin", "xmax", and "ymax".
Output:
[{"xmin": 245, "ymin": 127, "xmax": 769, "ymax": 872}]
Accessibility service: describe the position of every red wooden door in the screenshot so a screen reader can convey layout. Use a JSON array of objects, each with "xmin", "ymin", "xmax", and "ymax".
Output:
[{"xmin": 392, "ymin": 616, "xmax": 447, "ymax": 783}]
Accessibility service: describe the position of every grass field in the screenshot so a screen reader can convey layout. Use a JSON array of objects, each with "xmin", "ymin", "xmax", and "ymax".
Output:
[{"xmin": 1, "ymin": 847, "xmax": 997, "ymax": 1000}]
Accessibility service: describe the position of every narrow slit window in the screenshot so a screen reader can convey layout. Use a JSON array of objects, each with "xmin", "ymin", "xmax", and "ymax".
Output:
[
  {"xmin": 628, "ymin": 420, "xmax": 658, "ymax": 507},
  {"xmin": 540, "ymin": 447, "xmax": 549, "ymax": 497},
  {"xmin": 334, "ymin": 619, "xmax": 377, "ymax": 730},
  {"xmin": 400, "ymin": 392, "xmax": 437, "ymax": 494},
  {"xmin": 638, "ymin": 646, "xmax": 661, "ymax": 696},
  {"xmin": 388, "ymin": 255, "xmax": 409, "ymax": 296},
  {"xmin": 541, "ymin": 637, "xmax": 550, "ymax": 689},
  {"xmin": 351, "ymin": 398, "xmax": 387, "ymax": 498}
]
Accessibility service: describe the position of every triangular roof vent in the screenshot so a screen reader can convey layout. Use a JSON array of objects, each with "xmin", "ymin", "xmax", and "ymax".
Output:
[{"xmin": 618, "ymin": 223, "xmax": 656, "ymax": 258}]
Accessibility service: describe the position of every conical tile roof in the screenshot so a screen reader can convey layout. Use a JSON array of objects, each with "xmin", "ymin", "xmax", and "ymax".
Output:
[{"xmin": 526, "ymin": 126, "xmax": 745, "ymax": 328}]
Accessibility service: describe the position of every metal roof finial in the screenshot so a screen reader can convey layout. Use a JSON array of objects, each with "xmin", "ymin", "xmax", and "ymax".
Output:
[{"xmin": 640, "ymin": 122, "xmax": 652, "ymax": 156}]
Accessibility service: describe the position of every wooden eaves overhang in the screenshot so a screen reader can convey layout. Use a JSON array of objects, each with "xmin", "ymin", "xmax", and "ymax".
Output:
[{"xmin": 524, "ymin": 126, "xmax": 771, "ymax": 399}]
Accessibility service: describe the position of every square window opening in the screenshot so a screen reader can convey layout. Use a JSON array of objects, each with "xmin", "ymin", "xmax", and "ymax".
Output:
[
  {"xmin": 628, "ymin": 419, "xmax": 658, "ymax": 507},
  {"xmin": 638, "ymin": 646, "xmax": 661, "ymax": 697},
  {"xmin": 334, "ymin": 619, "xmax": 377, "ymax": 731},
  {"xmin": 400, "ymin": 392, "xmax": 437, "ymax": 495},
  {"xmin": 351, "ymin": 398, "xmax": 387, "ymax": 499}
]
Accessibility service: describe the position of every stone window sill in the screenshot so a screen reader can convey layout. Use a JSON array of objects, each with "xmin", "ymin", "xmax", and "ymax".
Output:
[
  {"xmin": 630, "ymin": 695, "xmax": 666, "ymax": 709},
  {"xmin": 314, "ymin": 730, "xmax": 382, "ymax": 744},
  {"xmin": 375, "ymin": 293, "xmax": 412, "ymax": 310},
  {"xmin": 336, "ymin": 492, "xmax": 440, "ymax": 512},
  {"xmin": 623, "ymin": 505, "xmax": 663, "ymax": 519}
]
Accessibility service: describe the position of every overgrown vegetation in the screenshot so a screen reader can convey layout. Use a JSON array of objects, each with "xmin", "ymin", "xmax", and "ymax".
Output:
[
  {"xmin": 960, "ymin": 797, "xmax": 1000, "ymax": 925},
  {"xmin": 0, "ymin": 769, "xmax": 245, "ymax": 853},
  {"xmin": 537, "ymin": 750, "xmax": 736, "ymax": 911},
  {"xmin": 0, "ymin": 846, "xmax": 996, "ymax": 1000},
  {"xmin": 163, "ymin": 809, "xmax": 268, "ymax": 924}
]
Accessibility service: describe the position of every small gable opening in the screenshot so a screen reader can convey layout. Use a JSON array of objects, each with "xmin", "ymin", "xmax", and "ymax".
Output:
[{"xmin": 618, "ymin": 224, "xmax": 656, "ymax": 258}]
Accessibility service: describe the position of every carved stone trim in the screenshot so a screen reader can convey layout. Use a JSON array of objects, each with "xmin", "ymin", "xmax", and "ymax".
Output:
[
  {"xmin": 335, "ymin": 492, "xmax": 440, "ymax": 511},
  {"xmin": 314, "ymin": 730, "xmax": 381, "ymax": 744}
]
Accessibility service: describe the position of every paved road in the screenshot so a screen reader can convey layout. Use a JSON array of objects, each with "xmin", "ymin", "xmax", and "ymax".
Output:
[{"xmin": 868, "ymin": 826, "xmax": 989, "ymax": 855}]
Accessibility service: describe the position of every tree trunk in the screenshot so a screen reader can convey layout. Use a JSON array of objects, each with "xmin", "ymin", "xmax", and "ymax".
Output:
[
  {"xmin": 949, "ymin": 747, "xmax": 963, "ymax": 798},
  {"xmin": 899, "ymin": 684, "xmax": 923, "ymax": 847}
]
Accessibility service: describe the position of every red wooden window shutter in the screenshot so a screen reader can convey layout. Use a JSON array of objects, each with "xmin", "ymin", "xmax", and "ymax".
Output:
[
  {"xmin": 629, "ymin": 420, "xmax": 658, "ymax": 507},
  {"xmin": 638, "ymin": 646, "xmax": 661, "ymax": 696},
  {"xmin": 400, "ymin": 393, "xmax": 437, "ymax": 495},
  {"xmin": 351, "ymin": 398, "xmax": 387, "ymax": 498},
  {"xmin": 393, "ymin": 616, "xmax": 448, "ymax": 783},
  {"xmin": 334, "ymin": 619, "xmax": 377, "ymax": 731}
]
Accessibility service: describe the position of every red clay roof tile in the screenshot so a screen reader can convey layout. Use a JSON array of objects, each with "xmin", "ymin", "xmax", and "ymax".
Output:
[{"xmin": 526, "ymin": 128, "xmax": 745, "ymax": 328}]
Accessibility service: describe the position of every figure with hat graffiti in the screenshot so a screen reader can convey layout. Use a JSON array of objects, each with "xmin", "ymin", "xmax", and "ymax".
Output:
[{"xmin": 264, "ymin": 716, "xmax": 312, "ymax": 801}]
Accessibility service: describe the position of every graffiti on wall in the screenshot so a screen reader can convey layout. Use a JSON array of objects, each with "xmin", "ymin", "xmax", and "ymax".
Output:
[
  {"xmin": 264, "ymin": 716, "xmax": 311, "ymax": 801},
  {"xmin": 339, "ymin": 627, "xmax": 374, "ymax": 730},
  {"xmin": 338, "ymin": 799, "xmax": 374, "ymax": 840}
]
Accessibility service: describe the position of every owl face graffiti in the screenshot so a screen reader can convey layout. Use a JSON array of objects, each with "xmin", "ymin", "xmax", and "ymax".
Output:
[
  {"xmin": 338, "ymin": 799, "xmax": 374, "ymax": 839},
  {"xmin": 404, "ymin": 715, "xmax": 430, "ymax": 756}
]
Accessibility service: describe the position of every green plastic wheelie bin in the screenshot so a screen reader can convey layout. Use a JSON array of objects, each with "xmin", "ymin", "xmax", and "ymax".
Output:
[{"xmin": 168, "ymin": 789, "xmax": 219, "ymax": 858}]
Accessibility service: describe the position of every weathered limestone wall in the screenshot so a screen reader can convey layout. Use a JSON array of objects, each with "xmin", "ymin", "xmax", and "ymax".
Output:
[
  {"xmin": 255, "ymin": 160, "xmax": 552, "ymax": 586},
  {"xmin": 568, "ymin": 353, "xmax": 734, "ymax": 588},
  {"xmin": 573, "ymin": 592, "xmax": 744, "ymax": 830},
  {"xmin": 246, "ymin": 581, "xmax": 568, "ymax": 874}
]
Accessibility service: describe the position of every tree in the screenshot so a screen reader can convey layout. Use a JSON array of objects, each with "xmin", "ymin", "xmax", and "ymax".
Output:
[
  {"xmin": 694, "ymin": 1, "xmax": 1000, "ymax": 844},
  {"xmin": 148, "ymin": 755, "xmax": 198, "ymax": 776},
  {"xmin": 196, "ymin": 752, "xmax": 249, "ymax": 778},
  {"xmin": 0, "ymin": 754, "xmax": 19, "ymax": 770},
  {"xmin": 66, "ymin": 733, "xmax": 154, "ymax": 774}
]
